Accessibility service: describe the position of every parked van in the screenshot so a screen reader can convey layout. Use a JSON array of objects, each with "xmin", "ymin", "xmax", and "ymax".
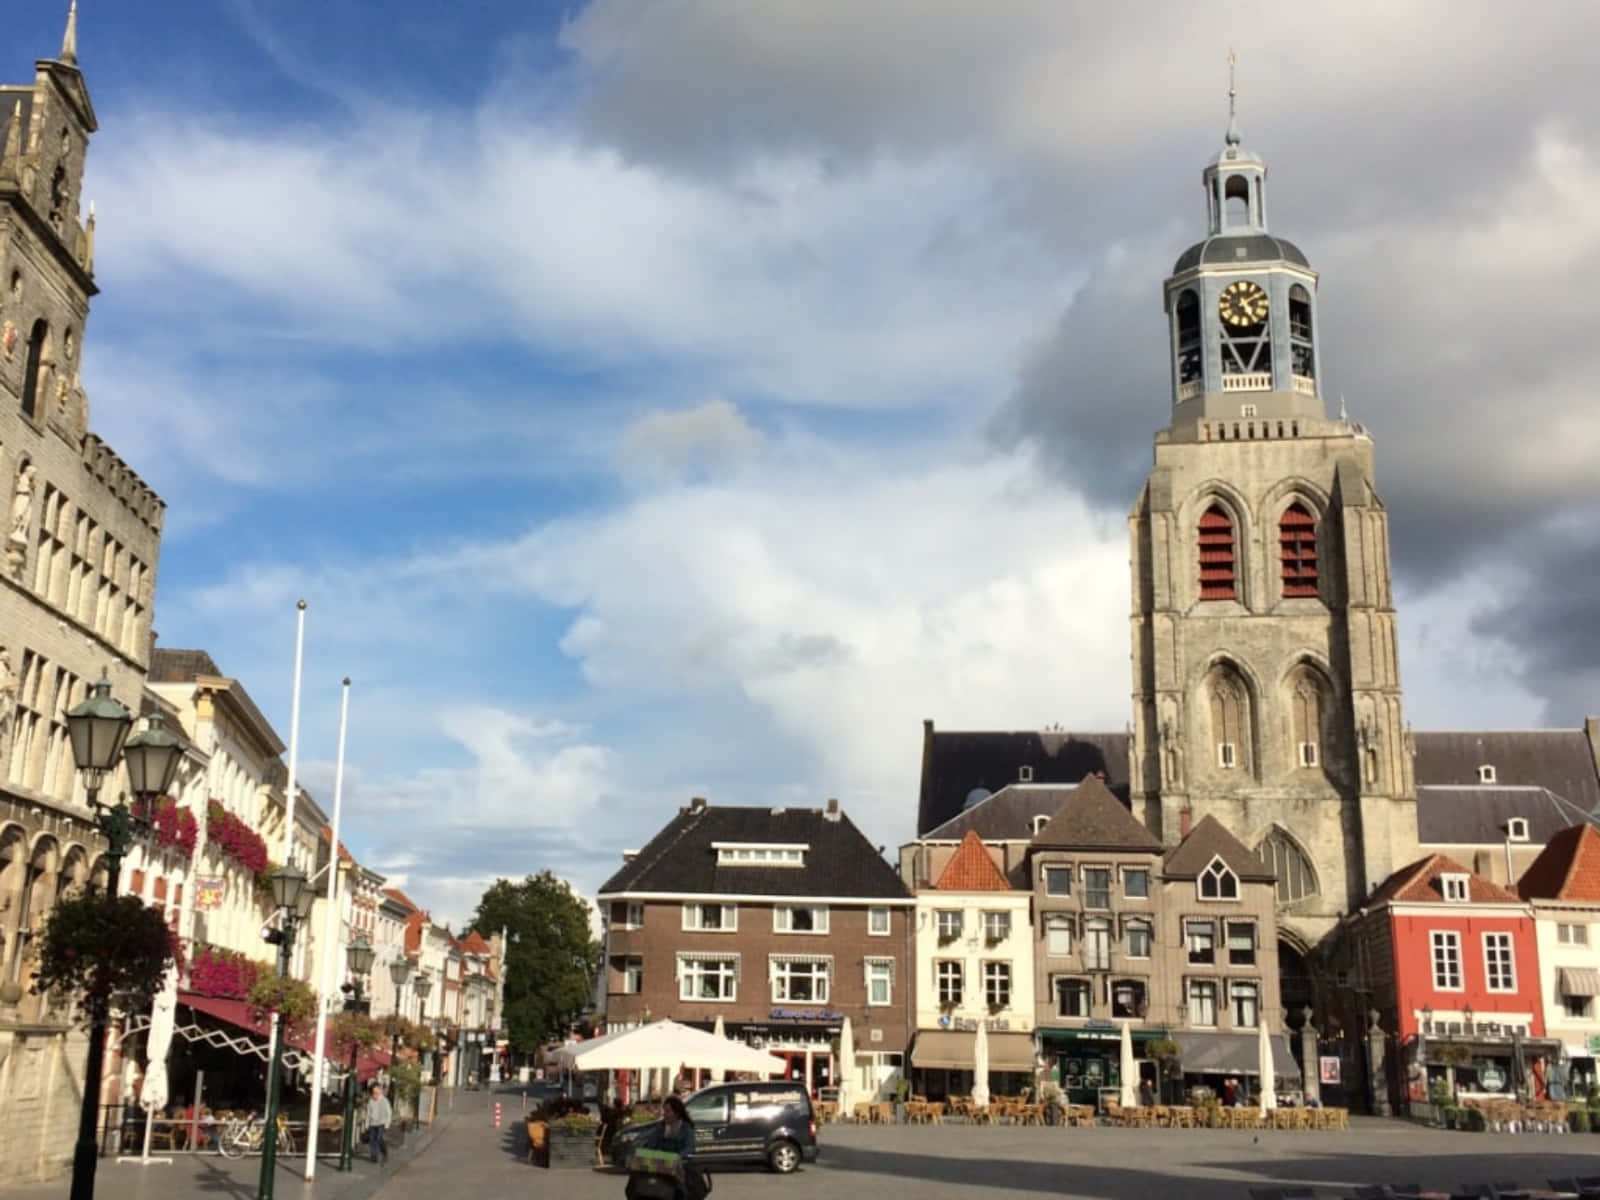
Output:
[{"xmin": 611, "ymin": 1082, "xmax": 818, "ymax": 1174}]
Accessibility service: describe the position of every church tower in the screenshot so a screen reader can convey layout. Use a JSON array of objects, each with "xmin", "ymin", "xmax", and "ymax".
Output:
[{"xmin": 1127, "ymin": 83, "xmax": 1416, "ymax": 962}]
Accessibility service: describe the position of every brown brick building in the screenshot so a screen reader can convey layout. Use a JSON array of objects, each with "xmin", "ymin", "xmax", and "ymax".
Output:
[{"xmin": 597, "ymin": 797, "xmax": 913, "ymax": 1099}]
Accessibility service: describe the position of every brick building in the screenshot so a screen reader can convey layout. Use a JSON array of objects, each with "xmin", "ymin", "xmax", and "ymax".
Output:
[{"xmin": 598, "ymin": 797, "xmax": 913, "ymax": 1099}]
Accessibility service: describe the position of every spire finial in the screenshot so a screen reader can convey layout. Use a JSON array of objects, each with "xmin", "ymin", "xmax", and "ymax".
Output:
[
  {"xmin": 60, "ymin": 0, "xmax": 79, "ymax": 66},
  {"xmin": 1339, "ymin": 393, "xmax": 1348, "ymax": 420},
  {"xmin": 1224, "ymin": 48, "xmax": 1241, "ymax": 146}
]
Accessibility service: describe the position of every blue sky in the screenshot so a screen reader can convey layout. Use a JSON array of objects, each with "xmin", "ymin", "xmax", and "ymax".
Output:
[{"xmin": 22, "ymin": 1, "xmax": 1600, "ymax": 925}]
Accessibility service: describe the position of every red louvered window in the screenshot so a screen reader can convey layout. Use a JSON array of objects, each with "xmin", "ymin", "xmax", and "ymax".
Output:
[
  {"xmin": 1198, "ymin": 505, "xmax": 1237, "ymax": 600},
  {"xmin": 1280, "ymin": 503, "xmax": 1318, "ymax": 597}
]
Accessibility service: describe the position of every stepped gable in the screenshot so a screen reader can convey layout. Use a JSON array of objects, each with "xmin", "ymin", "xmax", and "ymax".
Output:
[
  {"xmin": 1517, "ymin": 824, "xmax": 1600, "ymax": 901},
  {"xmin": 933, "ymin": 830, "xmax": 1012, "ymax": 891},
  {"xmin": 1030, "ymin": 775, "xmax": 1161, "ymax": 852},
  {"xmin": 1162, "ymin": 814, "xmax": 1275, "ymax": 882}
]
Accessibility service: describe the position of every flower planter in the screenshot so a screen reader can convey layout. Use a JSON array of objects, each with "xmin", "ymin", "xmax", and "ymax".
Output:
[
  {"xmin": 546, "ymin": 1125, "xmax": 598, "ymax": 1168},
  {"xmin": 525, "ymin": 1120, "xmax": 548, "ymax": 1166}
]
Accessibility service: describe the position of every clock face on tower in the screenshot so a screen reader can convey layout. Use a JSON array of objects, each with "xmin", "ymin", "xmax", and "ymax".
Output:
[{"xmin": 1219, "ymin": 280, "xmax": 1269, "ymax": 327}]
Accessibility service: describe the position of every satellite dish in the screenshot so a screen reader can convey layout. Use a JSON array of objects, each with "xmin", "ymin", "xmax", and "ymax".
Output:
[{"xmin": 963, "ymin": 788, "xmax": 992, "ymax": 811}]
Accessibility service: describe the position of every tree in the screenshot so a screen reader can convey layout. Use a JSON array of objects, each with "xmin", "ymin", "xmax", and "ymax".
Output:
[{"xmin": 471, "ymin": 872, "xmax": 598, "ymax": 1053}]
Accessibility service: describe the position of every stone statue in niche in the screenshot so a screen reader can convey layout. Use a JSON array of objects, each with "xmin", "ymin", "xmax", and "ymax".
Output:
[
  {"xmin": 6, "ymin": 463, "xmax": 36, "ymax": 579},
  {"xmin": 0, "ymin": 645, "xmax": 15, "ymax": 742},
  {"xmin": 1159, "ymin": 703, "xmax": 1184, "ymax": 788}
]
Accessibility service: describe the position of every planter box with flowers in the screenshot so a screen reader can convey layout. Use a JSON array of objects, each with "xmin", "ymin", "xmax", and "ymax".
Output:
[
  {"xmin": 188, "ymin": 945, "xmax": 262, "ymax": 1000},
  {"xmin": 546, "ymin": 1114, "xmax": 600, "ymax": 1168},
  {"xmin": 135, "ymin": 796, "xmax": 198, "ymax": 859}
]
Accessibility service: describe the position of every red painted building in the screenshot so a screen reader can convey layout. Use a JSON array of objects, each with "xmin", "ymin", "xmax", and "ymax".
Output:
[{"xmin": 1338, "ymin": 854, "xmax": 1549, "ymax": 1107}]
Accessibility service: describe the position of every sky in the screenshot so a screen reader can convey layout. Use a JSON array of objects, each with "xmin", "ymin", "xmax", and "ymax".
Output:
[{"xmin": 18, "ymin": 0, "xmax": 1600, "ymax": 929}]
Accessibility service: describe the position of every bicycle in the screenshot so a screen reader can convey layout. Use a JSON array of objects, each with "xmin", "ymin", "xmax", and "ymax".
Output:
[{"xmin": 217, "ymin": 1113, "xmax": 295, "ymax": 1158}]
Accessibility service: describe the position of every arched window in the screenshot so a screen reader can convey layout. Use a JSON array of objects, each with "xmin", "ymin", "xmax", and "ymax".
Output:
[
  {"xmin": 1289, "ymin": 284, "xmax": 1314, "ymax": 380},
  {"xmin": 1198, "ymin": 856, "xmax": 1239, "ymax": 900},
  {"xmin": 1175, "ymin": 290, "xmax": 1201, "ymax": 385},
  {"xmin": 1208, "ymin": 665, "xmax": 1249, "ymax": 770},
  {"xmin": 1198, "ymin": 505, "xmax": 1237, "ymax": 600},
  {"xmin": 1256, "ymin": 829, "xmax": 1318, "ymax": 904},
  {"xmin": 1224, "ymin": 174, "xmax": 1251, "ymax": 227},
  {"xmin": 1287, "ymin": 666, "xmax": 1326, "ymax": 768},
  {"xmin": 20, "ymin": 320, "xmax": 47, "ymax": 420},
  {"xmin": 1279, "ymin": 503, "xmax": 1317, "ymax": 597}
]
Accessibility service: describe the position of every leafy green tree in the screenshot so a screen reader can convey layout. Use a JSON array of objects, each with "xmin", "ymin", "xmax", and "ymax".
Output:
[{"xmin": 471, "ymin": 872, "xmax": 598, "ymax": 1052}]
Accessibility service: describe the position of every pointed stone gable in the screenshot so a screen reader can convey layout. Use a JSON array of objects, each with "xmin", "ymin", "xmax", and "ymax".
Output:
[
  {"xmin": 1030, "ymin": 774, "xmax": 1163, "ymax": 852},
  {"xmin": 934, "ymin": 830, "xmax": 1012, "ymax": 891},
  {"xmin": 1368, "ymin": 853, "xmax": 1521, "ymax": 905},
  {"xmin": 1162, "ymin": 814, "xmax": 1275, "ymax": 882},
  {"xmin": 1518, "ymin": 824, "xmax": 1600, "ymax": 901}
]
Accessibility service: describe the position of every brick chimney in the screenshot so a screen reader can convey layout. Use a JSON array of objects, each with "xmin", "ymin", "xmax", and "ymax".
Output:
[{"xmin": 824, "ymin": 797, "xmax": 841, "ymax": 822}]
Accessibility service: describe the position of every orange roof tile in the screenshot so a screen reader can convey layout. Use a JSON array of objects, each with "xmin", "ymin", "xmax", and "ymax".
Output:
[
  {"xmin": 460, "ymin": 930, "xmax": 492, "ymax": 955},
  {"xmin": 933, "ymin": 830, "xmax": 1012, "ymax": 892},
  {"xmin": 383, "ymin": 886, "xmax": 422, "ymax": 913},
  {"xmin": 1370, "ymin": 853, "xmax": 1521, "ymax": 905},
  {"xmin": 1519, "ymin": 823, "xmax": 1600, "ymax": 901}
]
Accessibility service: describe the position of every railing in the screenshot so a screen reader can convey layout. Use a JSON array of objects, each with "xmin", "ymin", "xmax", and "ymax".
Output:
[
  {"xmin": 1292, "ymin": 374, "xmax": 1316, "ymax": 396},
  {"xmin": 1220, "ymin": 373, "xmax": 1271, "ymax": 392},
  {"xmin": 1176, "ymin": 379, "xmax": 1202, "ymax": 401}
]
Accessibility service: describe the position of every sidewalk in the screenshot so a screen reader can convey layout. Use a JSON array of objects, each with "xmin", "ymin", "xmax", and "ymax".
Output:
[{"xmin": 0, "ymin": 1089, "xmax": 490, "ymax": 1200}]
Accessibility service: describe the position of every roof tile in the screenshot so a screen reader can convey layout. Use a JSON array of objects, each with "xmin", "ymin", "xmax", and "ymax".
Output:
[
  {"xmin": 933, "ymin": 831, "xmax": 1013, "ymax": 891},
  {"xmin": 1030, "ymin": 775, "xmax": 1162, "ymax": 852},
  {"xmin": 1162, "ymin": 814, "xmax": 1275, "ymax": 882},
  {"xmin": 1518, "ymin": 824, "xmax": 1600, "ymax": 901},
  {"xmin": 1370, "ymin": 853, "xmax": 1522, "ymax": 905}
]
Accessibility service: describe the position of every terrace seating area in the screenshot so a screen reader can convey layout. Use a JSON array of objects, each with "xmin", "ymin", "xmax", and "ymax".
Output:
[{"xmin": 821, "ymin": 1095, "xmax": 1348, "ymax": 1131}]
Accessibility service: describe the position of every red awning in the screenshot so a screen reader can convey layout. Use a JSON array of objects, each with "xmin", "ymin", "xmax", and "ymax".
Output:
[{"xmin": 179, "ymin": 992, "xmax": 391, "ymax": 1081}]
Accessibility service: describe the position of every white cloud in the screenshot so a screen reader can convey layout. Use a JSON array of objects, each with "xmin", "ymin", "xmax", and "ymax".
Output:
[{"xmin": 619, "ymin": 398, "xmax": 762, "ymax": 482}]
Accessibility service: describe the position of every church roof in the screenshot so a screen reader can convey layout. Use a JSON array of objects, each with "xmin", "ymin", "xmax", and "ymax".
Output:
[
  {"xmin": 1413, "ymin": 730, "xmax": 1600, "ymax": 813},
  {"xmin": 1162, "ymin": 815, "xmax": 1275, "ymax": 882},
  {"xmin": 1517, "ymin": 824, "xmax": 1600, "ymax": 902},
  {"xmin": 1030, "ymin": 775, "xmax": 1163, "ymax": 853},
  {"xmin": 1416, "ymin": 784, "xmax": 1595, "ymax": 846},
  {"xmin": 917, "ymin": 721, "xmax": 1128, "ymax": 836},
  {"xmin": 1369, "ymin": 853, "xmax": 1522, "ymax": 905},
  {"xmin": 924, "ymin": 783, "xmax": 1078, "ymax": 841},
  {"xmin": 933, "ymin": 831, "xmax": 1014, "ymax": 892},
  {"xmin": 1172, "ymin": 232, "xmax": 1310, "ymax": 275}
]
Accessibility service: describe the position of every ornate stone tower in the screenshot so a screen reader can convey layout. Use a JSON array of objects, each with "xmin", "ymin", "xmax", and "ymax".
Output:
[{"xmin": 1127, "ymin": 87, "xmax": 1416, "ymax": 962}]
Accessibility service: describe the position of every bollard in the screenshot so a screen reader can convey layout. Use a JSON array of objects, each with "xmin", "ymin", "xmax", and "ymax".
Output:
[{"xmin": 494, "ymin": 1102, "xmax": 502, "ymax": 1130}]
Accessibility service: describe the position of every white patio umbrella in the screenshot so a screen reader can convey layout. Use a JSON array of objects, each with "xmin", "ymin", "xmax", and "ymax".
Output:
[
  {"xmin": 836, "ymin": 1017, "xmax": 856, "ymax": 1114},
  {"xmin": 1258, "ymin": 1021, "xmax": 1277, "ymax": 1112},
  {"xmin": 134, "ymin": 964, "xmax": 179, "ymax": 1164},
  {"xmin": 712, "ymin": 1015, "xmax": 727, "ymax": 1083},
  {"xmin": 553, "ymin": 1018, "xmax": 781, "ymax": 1077},
  {"xmin": 1118, "ymin": 1021, "xmax": 1138, "ymax": 1110},
  {"xmin": 971, "ymin": 1022, "xmax": 990, "ymax": 1109}
]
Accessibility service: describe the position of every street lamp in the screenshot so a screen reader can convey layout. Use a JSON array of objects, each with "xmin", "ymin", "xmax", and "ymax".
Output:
[
  {"xmin": 414, "ymin": 975, "xmax": 434, "ymax": 1084},
  {"xmin": 258, "ymin": 866, "xmax": 316, "ymax": 1200},
  {"xmin": 337, "ymin": 938, "xmax": 376, "ymax": 1171},
  {"xmin": 387, "ymin": 957, "xmax": 411, "ymax": 1079},
  {"xmin": 66, "ymin": 676, "xmax": 182, "ymax": 1200}
]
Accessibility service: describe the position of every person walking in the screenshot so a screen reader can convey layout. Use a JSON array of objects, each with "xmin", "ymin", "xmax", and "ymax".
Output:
[{"xmin": 366, "ymin": 1085, "xmax": 393, "ymax": 1164}]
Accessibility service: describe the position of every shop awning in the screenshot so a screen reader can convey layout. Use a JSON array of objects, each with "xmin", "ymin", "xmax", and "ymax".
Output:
[
  {"xmin": 911, "ymin": 1030, "xmax": 1035, "ymax": 1072},
  {"xmin": 158, "ymin": 993, "xmax": 391, "ymax": 1083},
  {"xmin": 1174, "ymin": 1031, "xmax": 1295, "ymax": 1076},
  {"xmin": 1561, "ymin": 967, "xmax": 1600, "ymax": 997}
]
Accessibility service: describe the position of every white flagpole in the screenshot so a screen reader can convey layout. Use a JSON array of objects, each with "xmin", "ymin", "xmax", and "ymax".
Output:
[
  {"xmin": 304, "ymin": 677, "xmax": 352, "ymax": 1180},
  {"xmin": 267, "ymin": 600, "xmax": 307, "ymax": 1146}
]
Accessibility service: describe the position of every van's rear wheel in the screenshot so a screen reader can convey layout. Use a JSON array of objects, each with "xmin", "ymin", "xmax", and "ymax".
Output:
[{"xmin": 768, "ymin": 1140, "xmax": 800, "ymax": 1173}]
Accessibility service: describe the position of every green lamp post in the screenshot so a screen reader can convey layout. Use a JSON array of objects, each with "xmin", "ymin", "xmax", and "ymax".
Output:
[
  {"xmin": 338, "ymin": 937, "xmax": 376, "ymax": 1170},
  {"xmin": 258, "ymin": 865, "xmax": 316, "ymax": 1200}
]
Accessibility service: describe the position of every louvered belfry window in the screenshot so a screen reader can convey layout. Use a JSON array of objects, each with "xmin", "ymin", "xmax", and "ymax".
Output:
[
  {"xmin": 1279, "ymin": 503, "xmax": 1318, "ymax": 597},
  {"xmin": 1198, "ymin": 505, "xmax": 1237, "ymax": 600}
]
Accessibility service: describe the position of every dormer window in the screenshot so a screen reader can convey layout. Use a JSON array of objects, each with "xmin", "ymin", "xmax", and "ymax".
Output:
[
  {"xmin": 1477, "ymin": 764, "xmax": 1497, "ymax": 784},
  {"xmin": 1506, "ymin": 818, "xmax": 1529, "ymax": 843},
  {"xmin": 1031, "ymin": 814, "xmax": 1050, "ymax": 835},
  {"xmin": 1198, "ymin": 857, "xmax": 1240, "ymax": 901},
  {"xmin": 714, "ymin": 842, "xmax": 807, "ymax": 867},
  {"xmin": 1440, "ymin": 873, "xmax": 1470, "ymax": 902},
  {"xmin": 1019, "ymin": 765, "xmax": 1034, "ymax": 783}
]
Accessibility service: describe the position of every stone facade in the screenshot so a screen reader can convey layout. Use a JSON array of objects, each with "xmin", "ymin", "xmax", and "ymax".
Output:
[{"xmin": 0, "ymin": 16, "xmax": 167, "ymax": 1185}]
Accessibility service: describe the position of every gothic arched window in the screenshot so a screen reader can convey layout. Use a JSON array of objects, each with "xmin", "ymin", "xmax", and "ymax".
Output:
[
  {"xmin": 1279, "ymin": 503, "xmax": 1318, "ymax": 597},
  {"xmin": 1208, "ymin": 665, "xmax": 1249, "ymax": 771},
  {"xmin": 1175, "ymin": 290, "xmax": 1201, "ymax": 385},
  {"xmin": 1256, "ymin": 829, "xmax": 1319, "ymax": 904},
  {"xmin": 1223, "ymin": 174, "xmax": 1252, "ymax": 228},
  {"xmin": 1289, "ymin": 284, "xmax": 1315, "ymax": 380},
  {"xmin": 1198, "ymin": 505, "xmax": 1237, "ymax": 601},
  {"xmin": 1287, "ymin": 666, "xmax": 1326, "ymax": 769},
  {"xmin": 20, "ymin": 320, "xmax": 47, "ymax": 420}
]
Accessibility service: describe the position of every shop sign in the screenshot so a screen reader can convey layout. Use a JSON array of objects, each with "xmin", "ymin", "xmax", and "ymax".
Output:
[
  {"xmin": 1084, "ymin": 1019, "xmax": 1116, "ymax": 1032},
  {"xmin": 1319, "ymin": 1056, "xmax": 1341, "ymax": 1085},
  {"xmin": 1479, "ymin": 1063, "xmax": 1506, "ymax": 1091},
  {"xmin": 946, "ymin": 1016, "xmax": 1011, "ymax": 1032},
  {"xmin": 194, "ymin": 877, "xmax": 225, "ymax": 910},
  {"xmin": 770, "ymin": 1008, "xmax": 843, "ymax": 1022}
]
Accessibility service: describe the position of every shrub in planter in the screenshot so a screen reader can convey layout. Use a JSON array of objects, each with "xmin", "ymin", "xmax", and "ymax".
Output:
[
  {"xmin": 546, "ymin": 1114, "xmax": 600, "ymax": 1169},
  {"xmin": 1570, "ymin": 1108, "xmax": 1590, "ymax": 1133}
]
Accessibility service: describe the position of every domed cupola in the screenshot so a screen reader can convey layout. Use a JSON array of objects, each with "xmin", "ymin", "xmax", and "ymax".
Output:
[{"xmin": 1164, "ymin": 62, "xmax": 1323, "ymax": 432}]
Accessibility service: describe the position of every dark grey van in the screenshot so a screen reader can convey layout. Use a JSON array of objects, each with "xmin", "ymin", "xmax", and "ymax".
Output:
[{"xmin": 612, "ymin": 1082, "xmax": 818, "ymax": 1174}]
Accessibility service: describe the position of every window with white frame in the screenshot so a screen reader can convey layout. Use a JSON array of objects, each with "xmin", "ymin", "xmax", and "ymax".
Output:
[
  {"xmin": 1125, "ymin": 919, "xmax": 1152, "ymax": 959},
  {"xmin": 1185, "ymin": 920, "xmax": 1216, "ymax": 965},
  {"xmin": 1187, "ymin": 979, "xmax": 1218, "ymax": 1026},
  {"xmin": 1483, "ymin": 932, "xmax": 1515, "ymax": 992},
  {"xmin": 1198, "ymin": 858, "xmax": 1240, "ymax": 900},
  {"xmin": 983, "ymin": 961, "xmax": 1012, "ymax": 1010},
  {"xmin": 623, "ymin": 956, "xmax": 642, "ymax": 994},
  {"xmin": 935, "ymin": 960, "xmax": 964, "ymax": 1006},
  {"xmin": 1055, "ymin": 977, "xmax": 1091, "ymax": 1019},
  {"xmin": 714, "ymin": 842, "xmax": 807, "ymax": 866},
  {"xmin": 610, "ymin": 901, "xmax": 644, "ymax": 928},
  {"xmin": 682, "ymin": 902, "xmax": 737, "ymax": 931},
  {"xmin": 678, "ymin": 954, "xmax": 738, "ymax": 1001},
  {"xmin": 1045, "ymin": 914, "xmax": 1073, "ymax": 957},
  {"xmin": 774, "ymin": 905, "xmax": 830, "ymax": 934},
  {"xmin": 1083, "ymin": 867, "xmax": 1112, "ymax": 910},
  {"xmin": 1440, "ymin": 873, "xmax": 1469, "ymax": 902},
  {"xmin": 1123, "ymin": 868, "xmax": 1150, "ymax": 899},
  {"xmin": 1043, "ymin": 866, "xmax": 1072, "ymax": 896},
  {"xmin": 983, "ymin": 910, "xmax": 1011, "ymax": 943},
  {"xmin": 1231, "ymin": 981, "xmax": 1260, "ymax": 1027},
  {"xmin": 1227, "ymin": 921, "xmax": 1256, "ymax": 966},
  {"xmin": 1559, "ymin": 923, "xmax": 1590, "ymax": 945},
  {"xmin": 1083, "ymin": 918, "xmax": 1112, "ymax": 971},
  {"xmin": 1430, "ymin": 931, "xmax": 1462, "ymax": 990},
  {"xmin": 865, "ymin": 958, "xmax": 893, "ymax": 1006},
  {"xmin": 936, "ymin": 909, "xmax": 963, "ymax": 944},
  {"xmin": 868, "ymin": 906, "xmax": 892, "ymax": 936},
  {"xmin": 771, "ymin": 956, "xmax": 831, "ymax": 1003},
  {"xmin": 1506, "ymin": 817, "xmax": 1529, "ymax": 842}
]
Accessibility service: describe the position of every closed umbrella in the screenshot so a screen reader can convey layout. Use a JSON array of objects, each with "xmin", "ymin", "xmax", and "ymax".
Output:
[
  {"xmin": 135, "ymin": 964, "xmax": 179, "ymax": 1164},
  {"xmin": 971, "ymin": 1022, "xmax": 990, "ymax": 1110},
  {"xmin": 836, "ymin": 1017, "xmax": 855, "ymax": 1114},
  {"xmin": 712, "ymin": 1015, "xmax": 727, "ymax": 1083},
  {"xmin": 1258, "ymin": 1021, "xmax": 1277, "ymax": 1112},
  {"xmin": 1119, "ymin": 1021, "xmax": 1138, "ymax": 1110}
]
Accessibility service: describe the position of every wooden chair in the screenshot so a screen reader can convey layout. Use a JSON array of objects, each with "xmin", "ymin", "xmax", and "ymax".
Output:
[
  {"xmin": 871, "ymin": 1102, "xmax": 894, "ymax": 1125},
  {"xmin": 1170, "ymin": 1106, "xmax": 1195, "ymax": 1128},
  {"xmin": 852, "ymin": 1102, "xmax": 871, "ymax": 1123}
]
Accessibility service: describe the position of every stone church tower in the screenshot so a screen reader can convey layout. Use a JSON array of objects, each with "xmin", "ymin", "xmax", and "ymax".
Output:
[{"xmin": 1127, "ymin": 98, "xmax": 1418, "ymax": 960}]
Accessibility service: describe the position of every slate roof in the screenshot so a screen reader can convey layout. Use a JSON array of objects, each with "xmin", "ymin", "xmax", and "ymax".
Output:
[
  {"xmin": 1030, "ymin": 775, "xmax": 1162, "ymax": 853},
  {"xmin": 1162, "ymin": 815, "xmax": 1275, "ymax": 882},
  {"xmin": 1369, "ymin": 853, "xmax": 1521, "ymax": 905},
  {"xmin": 1517, "ymin": 825, "xmax": 1600, "ymax": 902},
  {"xmin": 598, "ymin": 802, "xmax": 911, "ymax": 900},
  {"xmin": 1172, "ymin": 232, "xmax": 1311, "ymax": 274},
  {"xmin": 918, "ymin": 721, "xmax": 1129, "ymax": 835},
  {"xmin": 933, "ymin": 831, "xmax": 1013, "ymax": 892},
  {"xmin": 924, "ymin": 784, "xmax": 1078, "ymax": 841},
  {"xmin": 1416, "ymin": 785, "xmax": 1596, "ymax": 845},
  {"xmin": 1413, "ymin": 730, "xmax": 1600, "ymax": 813}
]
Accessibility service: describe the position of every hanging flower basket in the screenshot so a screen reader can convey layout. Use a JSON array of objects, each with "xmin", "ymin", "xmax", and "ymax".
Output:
[
  {"xmin": 247, "ymin": 972, "xmax": 318, "ymax": 1035},
  {"xmin": 205, "ymin": 799, "xmax": 271, "ymax": 878},
  {"xmin": 136, "ymin": 796, "xmax": 198, "ymax": 859},
  {"xmin": 31, "ymin": 893, "xmax": 180, "ymax": 1016}
]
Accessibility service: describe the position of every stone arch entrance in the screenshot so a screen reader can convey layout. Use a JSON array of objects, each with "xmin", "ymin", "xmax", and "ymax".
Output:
[{"xmin": 1278, "ymin": 936, "xmax": 1314, "ymax": 1020}]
